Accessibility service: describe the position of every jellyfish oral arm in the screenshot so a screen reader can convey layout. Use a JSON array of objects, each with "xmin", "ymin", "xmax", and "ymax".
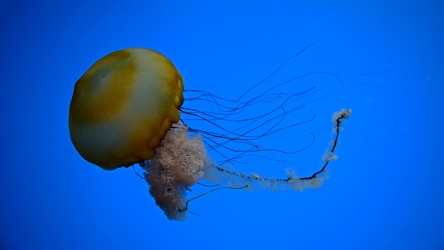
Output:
[
  {"xmin": 300, "ymin": 108, "xmax": 352, "ymax": 180},
  {"xmin": 202, "ymin": 109, "xmax": 352, "ymax": 190},
  {"xmin": 143, "ymin": 109, "xmax": 351, "ymax": 220}
]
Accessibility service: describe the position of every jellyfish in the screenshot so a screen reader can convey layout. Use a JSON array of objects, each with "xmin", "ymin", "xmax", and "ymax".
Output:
[{"xmin": 69, "ymin": 47, "xmax": 351, "ymax": 221}]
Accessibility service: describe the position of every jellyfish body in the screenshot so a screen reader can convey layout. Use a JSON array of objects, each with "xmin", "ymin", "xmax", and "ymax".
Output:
[
  {"xmin": 69, "ymin": 48, "xmax": 184, "ymax": 170},
  {"xmin": 69, "ymin": 47, "xmax": 352, "ymax": 221}
]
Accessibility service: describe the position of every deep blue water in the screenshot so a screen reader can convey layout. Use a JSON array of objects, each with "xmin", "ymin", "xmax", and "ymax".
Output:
[{"xmin": 1, "ymin": 1, "xmax": 444, "ymax": 249}]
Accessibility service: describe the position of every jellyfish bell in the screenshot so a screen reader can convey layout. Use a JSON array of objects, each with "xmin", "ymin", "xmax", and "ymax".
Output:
[
  {"xmin": 69, "ymin": 48, "xmax": 184, "ymax": 170},
  {"xmin": 69, "ymin": 46, "xmax": 352, "ymax": 221}
]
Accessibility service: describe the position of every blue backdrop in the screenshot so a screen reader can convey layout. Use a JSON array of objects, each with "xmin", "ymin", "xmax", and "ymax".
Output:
[{"xmin": 1, "ymin": 1, "xmax": 443, "ymax": 249}]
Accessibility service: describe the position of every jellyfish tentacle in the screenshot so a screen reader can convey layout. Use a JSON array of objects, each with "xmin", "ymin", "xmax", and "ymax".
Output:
[{"xmin": 179, "ymin": 185, "xmax": 249, "ymax": 215}]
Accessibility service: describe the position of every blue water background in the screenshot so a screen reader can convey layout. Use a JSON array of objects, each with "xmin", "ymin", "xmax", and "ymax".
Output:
[{"xmin": 1, "ymin": 1, "xmax": 443, "ymax": 249}]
